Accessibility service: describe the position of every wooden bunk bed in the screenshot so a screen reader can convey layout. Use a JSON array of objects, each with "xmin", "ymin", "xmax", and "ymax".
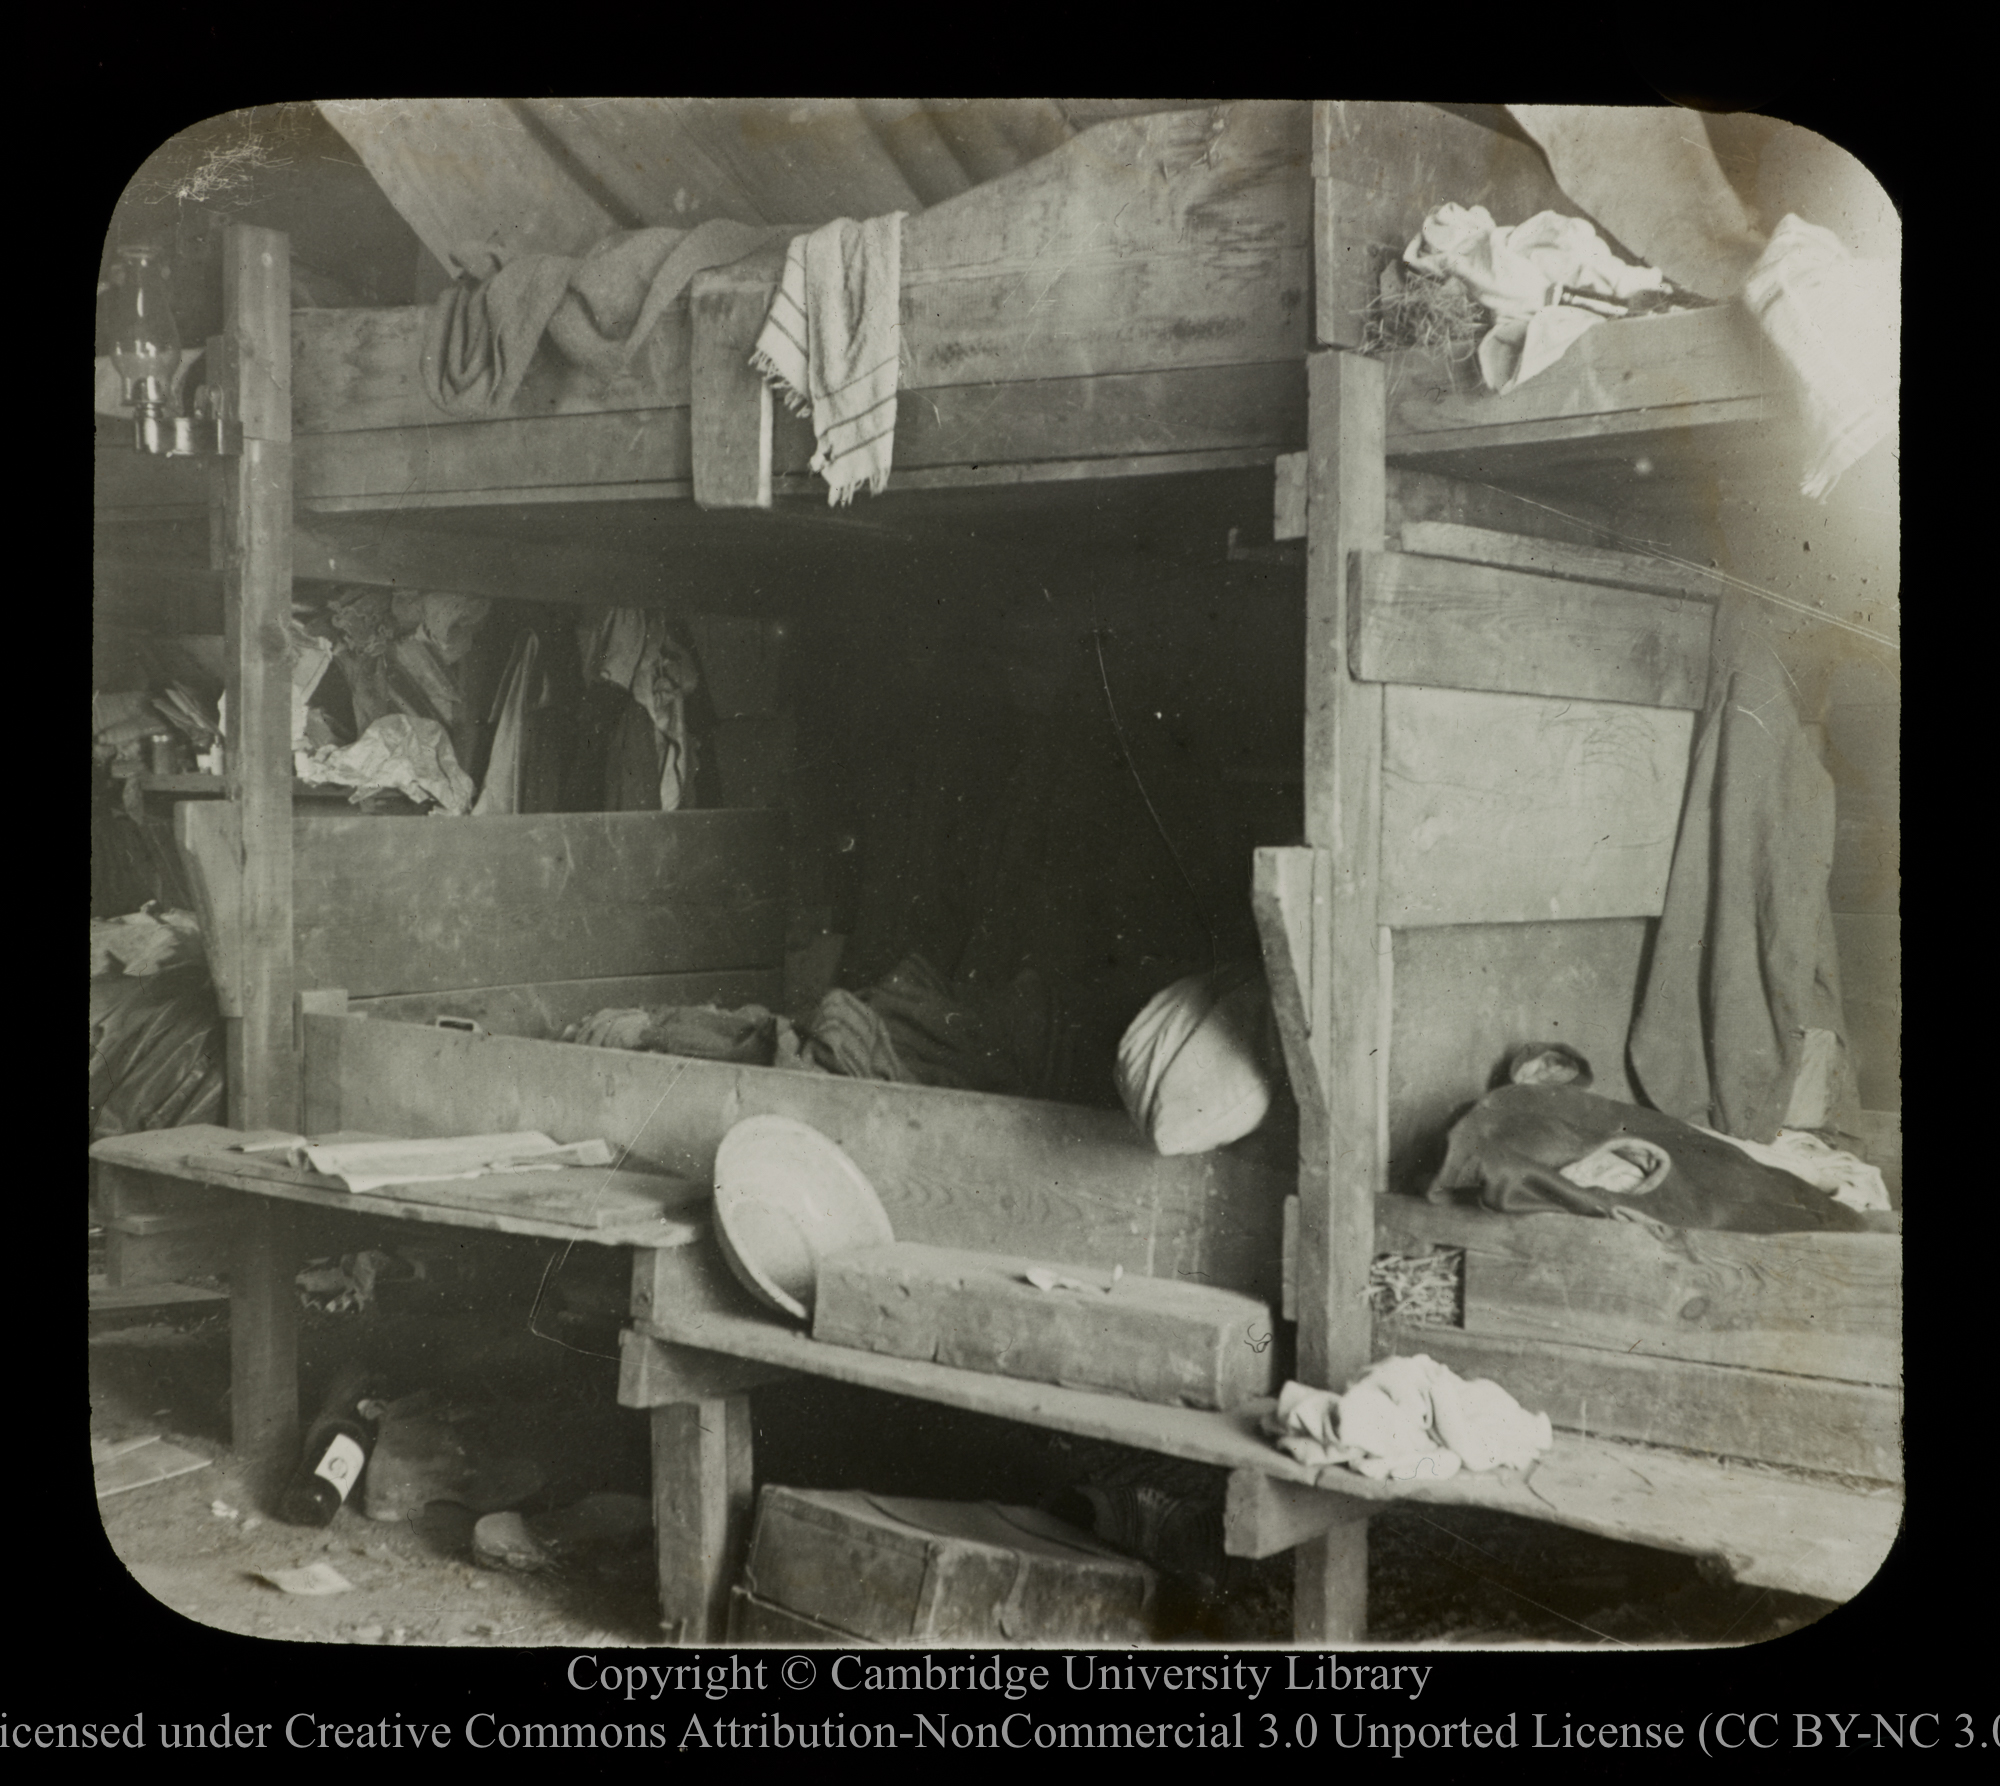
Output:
[{"xmin": 93, "ymin": 100, "xmax": 1900, "ymax": 1645}]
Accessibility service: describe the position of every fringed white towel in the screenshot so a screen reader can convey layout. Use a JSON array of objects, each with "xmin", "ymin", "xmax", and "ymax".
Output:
[{"xmin": 751, "ymin": 213, "xmax": 906, "ymax": 506}]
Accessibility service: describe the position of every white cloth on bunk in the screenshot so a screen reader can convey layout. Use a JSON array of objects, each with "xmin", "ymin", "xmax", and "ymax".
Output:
[
  {"xmin": 1264, "ymin": 1355, "xmax": 1553, "ymax": 1482},
  {"xmin": 751, "ymin": 213, "xmax": 906, "ymax": 506},
  {"xmin": 1740, "ymin": 214, "xmax": 1900, "ymax": 500},
  {"xmin": 1404, "ymin": 204, "xmax": 1671, "ymax": 395},
  {"xmin": 1696, "ymin": 1125, "xmax": 1892, "ymax": 1214}
]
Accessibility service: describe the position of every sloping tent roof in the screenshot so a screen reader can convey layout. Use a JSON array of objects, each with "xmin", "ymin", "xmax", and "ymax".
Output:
[{"xmin": 315, "ymin": 98, "xmax": 1218, "ymax": 272}]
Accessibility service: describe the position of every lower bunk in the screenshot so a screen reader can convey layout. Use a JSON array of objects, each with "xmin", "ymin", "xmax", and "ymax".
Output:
[{"xmin": 296, "ymin": 1003, "xmax": 1902, "ymax": 1639}]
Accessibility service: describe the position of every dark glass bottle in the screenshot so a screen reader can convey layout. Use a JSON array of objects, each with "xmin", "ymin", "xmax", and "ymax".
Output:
[{"xmin": 277, "ymin": 1366, "xmax": 375, "ymax": 1527}]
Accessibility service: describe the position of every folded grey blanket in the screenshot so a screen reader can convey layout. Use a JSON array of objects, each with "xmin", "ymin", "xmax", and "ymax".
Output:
[{"xmin": 424, "ymin": 219, "xmax": 785, "ymax": 416}]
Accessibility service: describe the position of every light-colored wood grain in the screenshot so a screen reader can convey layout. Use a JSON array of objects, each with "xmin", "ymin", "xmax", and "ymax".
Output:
[
  {"xmin": 1351, "ymin": 550, "xmax": 1714, "ymax": 709},
  {"xmin": 1251, "ymin": 846, "xmax": 1329, "ymax": 1120},
  {"xmin": 87, "ymin": 1127, "xmax": 706, "ymax": 1251},
  {"xmin": 322, "ymin": 1017, "xmax": 1290, "ymax": 1303},
  {"xmin": 691, "ymin": 253, "xmax": 780, "ymax": 510},
  {"xmin": 618, "ymin": 1326, "xmax": 792, "ymax": 1407},
  {"xmin": 811, "ymin": 1243, "xmax": 1278, "ymax": 1411},
  {"xmin": 1381, "ymin": 1323, "xmax": 1901, "ymax": 1484},
  {"xmin": 1224, "ymin": 1468, "xmax": 1371, "ymax": 1560},
  {"xmin": 1375, "ymin": 1199, "xmax": 1901, "ymax": 1384},
  {"xmin": 1384, "ymin": 920, "xmax": 1651, "ymax": 1189},
  {"xmin": 1385, "ymin": 303, "xmax": 1780, "ymax": 442},
  {"xmin": 1298, "ymin": 349, "xmax": 1385, "ymax": 1396},
  {"xmin": 1378, "ymin": 686, "xmax": 1692, "ymax": 926},
  {"xmin": 1397, "ymin": 520, "xmax": 1731, "ymax": 603},
  {"xmin": 652, "ymin": 1396, "xmax": 753, "ymax": 1644}
]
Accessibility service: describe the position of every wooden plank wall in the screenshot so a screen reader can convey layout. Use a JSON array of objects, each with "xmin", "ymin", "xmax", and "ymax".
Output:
[
  {"xmin": 177, "ymin": 808, "xmax": 786, "ymax": 1008},
  {"xmin": 304, "ymin": 1015, "xmax": 1291, "ymax": 1308}
]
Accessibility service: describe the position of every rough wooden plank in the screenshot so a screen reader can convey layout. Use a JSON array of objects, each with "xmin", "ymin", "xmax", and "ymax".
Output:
[
  {"xmin": 1274, "ymin": 451, "xmax": 1308, "ymax": 540},
  {"xmin": 1251, "ymin": 846, "xmax": 1329, "ymax": 1120},
  {"xmin": 294, "ymin": 363, "xmax": 1305, "ymax": 507},
  {"xmin": 1385, "ymin": 921, "xmax": 1651, "ymax": 1191},
  {"xmin": 618, "ymin": 1325, "xmax": 791, "ymax": 1406},
  {"xmin": 293, "ymin": 517, "xmax": 677, "ymax": 608},
  {"xmin": 1388, "ymin": 399, "xmax": 1777, "ymax": 474},
  {"xmin": 88, "ymin": 1127, "xmax": 705, "ymax": 1252},
  {"xmin": 1386, "ymin": 468, "xmax": 1618, "ymax": 548},
  {"xmin": 214, "ymin": 224, "xmax": 297, "ymax": 1135},
  {"xmin": 296, "ymin": 408, "xmax": 695, "ymax": 505},
  {"xmin": 1385, "ymin": 304, "xmax": 1779, "ymax": 442},
  {"xmin": 1397, "ymin": 520, "xmax": 1731, "ymax": 603},
  {"xmin": 901, "ymin": 103, "xmax": 1310, "ymax": 388},
  {"xmin": 1299, "ymin": 349, "xmax": 1385, "ymax": 1395},
  {"xmin": 730, "ymin": 1587, "xmax": 880, "ymax": 1646},
  {"xmin": 289, "ymin": 811, "xmax": 786, "ymax": 998},
  {"xmin": 1313, "ymin": 103, "xmax": 1576, "ymax": 348},
  {"xmin": 106, "ymin": 1220, "xmax": 237, "ymax": 1289},
  {"xmin": 1379, "ymin": 686, "xmax": 1692, "ymax": 926},
  {"xmin": 89, "ymin": 1274, "xmax": 230, "ymax": 1312},
  {"xmin": 292, "ymin": 303, "xmax": 694, "ymax": 434},
  {"xmin": 1383, "ymin": 1324, "xmax": 1902, "ymax": 1484},
  {"xmin": 691, "ymin": 252, "xmax": 780, "ymax": 510},
  {"xmin": 811, "ymin": 1243, "xmax": 1278, "ymax": 1411},
  {"xmin": 1375, "ymin": 1199, "xmax": 1901, "ymax": 1384},
  {"xmin": 652, "ymin": 1395, "xmax": 753, "ymax": 1644},
  {"xmin": 1352, "ymin": 550, "xmax": 1713, "ymax": 709},
  {"xmin": 322, "ymin": 1017, "xmax": 1290, "ymax": 1304},
  {"xmin": 351, "ymin": 971, "xmax": 784, "ymax": 1041},
  {"xmin": 1223, "ymin": 1469, "xmax": 1371, "ymax": 1560}
]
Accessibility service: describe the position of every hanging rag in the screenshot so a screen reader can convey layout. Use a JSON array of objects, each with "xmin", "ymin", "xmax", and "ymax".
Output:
[
  {"xmin": 1740, "ymin": 214, "xmax": 1900, "ymax": 500},
  {"xmin": 1263, "ymin": 1356, "xmax": 1553, "ymax": 1481},
  {"xmin": 1628, "ymin": 654, "xmax": 1853, "ymax": 1144},
  {"xmin": 423, "ymin": 220, "xmax": 786, "ymax": 417},
  {"xmin": 576, "ymin": 608, "xmax": 702, "ymax": 811},
  {"xmin": 471, "ymin": 631, "xmax": 542, "ymax": 816},
  {"xmin": 750, "ymin": 213, "xmax": 907, "ymax": 505},
  {"xmin": 1403, "ymin": 204, "xmax": 1672, "ymax": 394}
]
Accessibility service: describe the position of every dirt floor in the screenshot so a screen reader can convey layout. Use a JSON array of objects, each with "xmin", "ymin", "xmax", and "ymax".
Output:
[{"xmin": 89, "ymin": 1233, "xmax": 1841, "ymax": 1653}]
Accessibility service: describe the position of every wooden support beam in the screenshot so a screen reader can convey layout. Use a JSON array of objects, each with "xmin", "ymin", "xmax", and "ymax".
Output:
[
  {"xmin": 229, "ymin": 1198, "xmax": 299, "ymax": 1468},
  {"xmin": 651, "ymin": 1396, "xmax": 754, "ymax": 1644},
  {"xmin": 212, "ymin": 224, "xmax": 297, "ymax": 1134},
  {"xmin": 691, "ymin": 247, "xmax": 785, "ymax": 510},
  {"xmin": 619, "ymin": 1323, "xmax": 793, "ymax": 1405},
  {"xmin": 1395, "ymin": 520, "xmax": 1731, "ymax": 602},
  {"xmin": 1252, "ymin": 846, "xmax": 1330, "ymax": 1120},
  {"xmin": 1350, "ymin": 549, "xmax": 1715, "ymax": 709},
  {"xmin": 1224, "ymin": 1469, "xmax": 1373, "ymax": 1560},
  {"xmin": 1299, "ymin": 347, "xmax": 1385, "ymax": 1396}
]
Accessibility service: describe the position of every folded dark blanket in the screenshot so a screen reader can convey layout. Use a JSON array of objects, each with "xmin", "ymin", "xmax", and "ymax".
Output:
[{"xmin": 1428, "ymin": 1083, "xmax": 1872, "ymax": 1234}]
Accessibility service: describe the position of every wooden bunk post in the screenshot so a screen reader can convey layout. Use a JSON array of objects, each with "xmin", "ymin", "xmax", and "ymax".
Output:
[{"xmin": 211, "ymin": 223, "xmax": 300, "ymax": 1464}]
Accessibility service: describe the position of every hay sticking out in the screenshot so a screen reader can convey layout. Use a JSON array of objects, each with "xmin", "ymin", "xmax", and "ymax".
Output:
[
  {"xmin": 1361, "ymin": 266, "xmax": 1486, "ymax": 364},
  {"xmin": 1368, "ymin": 1246, "xmax": 1463, "ymax": 1328}
]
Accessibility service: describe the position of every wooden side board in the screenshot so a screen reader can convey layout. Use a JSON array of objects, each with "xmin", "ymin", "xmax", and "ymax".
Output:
[
  {"xmin": 351, "ymin": 970, "xmax": 785, "ymax": 1041},
  {"xmin": 177, "ymin": 807, "xmax": 786, "ymax": 1007},
  {"xmin": 1374, "ymin": 1198, "xmax": 1901, "ymax": 1386},
  {"xmin": 1377, "ymin": 686, "xmax": 1692, "ymax": 927},
  {"xmin": 308, "ymin": 1014, "xmax": 1291, "ymax": 1304},
  {"xmin": 1350, "ymin": 549, "xmax": 1714, "ymax": 709}
]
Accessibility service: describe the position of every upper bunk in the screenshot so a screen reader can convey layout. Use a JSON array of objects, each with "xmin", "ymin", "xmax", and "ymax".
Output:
[{"xmin": 94, "ymin": 101, "xmax": 1799, "ymax": 548}]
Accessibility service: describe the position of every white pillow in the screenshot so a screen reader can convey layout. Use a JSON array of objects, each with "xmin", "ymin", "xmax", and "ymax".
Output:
[{"xmin": 1115, "ymin": 963, "xmax": 1277, "ymax": 1156}]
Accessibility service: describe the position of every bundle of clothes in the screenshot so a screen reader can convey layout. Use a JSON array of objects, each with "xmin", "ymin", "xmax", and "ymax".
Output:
[
  {"xmin": 89, "ymin": 907, "xmax": 223, "ymax": 1142},
  {"xmin": 568, "ymin": 953, "xmax": 1061, "ymax": 1099}
]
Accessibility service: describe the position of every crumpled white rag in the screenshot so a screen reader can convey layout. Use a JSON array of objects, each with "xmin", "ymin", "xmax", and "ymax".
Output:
[
  {"xmin": 1264, "ymin": 1355, "xmax": 1553, "ymax": 1481},
  {"xmin": 1404, "ymin": 204, "xmax": 1670, "ymax": 394},
  {"xmin": 297, "ymin": 713, "xmax": 476, "ymax": 815},
  {"xmin": 1698, "ymin": 1125, "xmax": 1892, "ymax": 1214}
]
